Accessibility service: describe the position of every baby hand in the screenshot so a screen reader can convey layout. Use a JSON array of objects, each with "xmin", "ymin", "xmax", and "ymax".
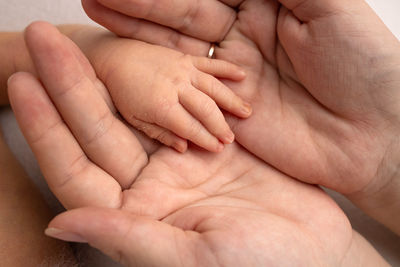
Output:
[{"xmin": 104, "ymin": 41, "xmax": 251, "ymax": 152}]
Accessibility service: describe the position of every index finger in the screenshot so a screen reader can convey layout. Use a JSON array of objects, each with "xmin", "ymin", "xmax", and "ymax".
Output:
[
  {"xmin": 82, "ymin": 0, "xmax": 209, "ymax": 56},
  {"xmin": 8, "ymin": 72, "xmax": 122, "ymax": 209},
  {"xmin": 24, "ymin": 21, "xmax": 148, "ymax": 189}
]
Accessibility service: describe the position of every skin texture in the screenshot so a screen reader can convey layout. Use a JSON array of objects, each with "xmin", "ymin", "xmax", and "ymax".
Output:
[
  {"xmin": 74, "ymin": 31, "xmax": 251, "ymax": 153},
  {"xmin": 2, "ymin": 0, "xmax": 399, "ymax": 264},
  {"xmin": 82, "ymin": 0, "xmax": 400, "ymax": 235},
  {"xmin": 9, "ymin": 22, "xmax": 389, "ymax": 266},
  {"xmin": 0, "ymin": 26, "xmax": 250, "ymax": 154}
]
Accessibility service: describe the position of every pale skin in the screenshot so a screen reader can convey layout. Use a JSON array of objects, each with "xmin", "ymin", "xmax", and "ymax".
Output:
[
  {"xmin": 82, "ymin": 0, "xmax": 400, "ymax": 235},
  {"xmin": 2, "ymin": 25, "xmax": 250, "ymax": 154},
  {"xmin": 8, "ymin": 22, "xmax": 388, "ymax": 266},
  {"xmin": 81, "ymin": 34, "xmax": 251, "ymax": 153},
  {"xmin": 2, "ymin": 0, "xmax": 399, "ymax": 265}
]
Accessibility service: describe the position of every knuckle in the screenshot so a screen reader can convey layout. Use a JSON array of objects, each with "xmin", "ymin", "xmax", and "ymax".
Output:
[
  {"xmin": 146, "ymin": 127, "xmax": 161, "ymax": 139},
  {"xmin": 128, "ymin": 20, "xmax": 141, "ymax": 37},
  {"xmin": 56, "ymin": 76, "xmax": 88, "ymax": 99},
  {"xmin": 166, "ymin": 31, "xmax": 181, "ymax": 50},
  {"xmin": 84, "ymin": 111, "xmax": 114, "ymax": 146},
  {"xmin": 30, "ymin": 119, "xmax": 63, "ymax": 145},
  {"xmin": 58, "ymin": 154, "xmax": 90, "ymax": 189},
  {"xmin": 178, "ymin": 54, "xmax": 195, "ymax": 72},
  {"xmin": 130, "ymin": 119, "xmax": 150, "ymax": 134},
  {"xmin": 152, "ymin": 98, "xmax": 174, "ymax": 125},
  {"xmin": 171, "ymin": 76, "xmax": 184, "ymax": 86},
  {"xmin": 177, "ymin": 2, "xmax": 200, "ymax": 34}
]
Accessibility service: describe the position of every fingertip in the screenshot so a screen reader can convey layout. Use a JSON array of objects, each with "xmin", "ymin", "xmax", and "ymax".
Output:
[
  {"xmin": 7, "ymin": 72, "xmax": 30, "ymax": 88},
  {"xmin": 173, "ymin": 140, "xmax": 188, "ymax": 153},
  {"xmin": 24, "ymin": 21, "xmax": 57, "ymax": 47},
  {"xmin": 45, "ymin": 227, "xmax": 87, "ymax": 243},
  {"xmin": 232, "ymin": 69, "xmax": 247, "ymax": 81},
  {"xmin": 7, "ymin": 72, "xmax": 22, "ymax": 96},
  {"xmin": 7, "ymin": 73, "xmax": 16, "ymax": 88},
  {"xmin": 7, "ymin": 72, "xmax": 41, "ymax": 108},
  {"xmin": 238, "ymin": 101, "xmax": 253, "ymax": 118},
  {"xmin": 216, "ymin": 142, "xmax": 225, "ymax": 153},
  {"xmin": 221, "ymin": 130, "xmax": 235, "ymax": 144}
]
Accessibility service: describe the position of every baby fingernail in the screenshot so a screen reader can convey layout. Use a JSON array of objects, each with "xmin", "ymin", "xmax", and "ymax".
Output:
[
  {"xmin": 174, "ymin": 141, "xmax": 187, "ymax": 153},
  {"xmin": 45, "ymin": 228, "xmax": 87, "ymax": 243},
  {"xmin": 241, "ymin": 102, "xmax": 252, "ymax": 116},
  {"xmin": 216, "ymin": 142, "xmax": 224, "ymax": 152},
  {"xmin": 223, "ymin": 132, "xmax": 235, "ymax": 144}
]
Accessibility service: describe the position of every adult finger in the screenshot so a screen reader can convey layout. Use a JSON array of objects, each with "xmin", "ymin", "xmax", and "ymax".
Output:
[
  {"xmin": 24, "ymin": 21, "xmax": 147, "ymax": 189},
  {"xmin": 82, "ymin": 0, "xmax": 210, "ymax": 56},
  {"xmin": 45, "ymin": 207, "xmax": 198, "ymax": 267},
  {"xmin": 279, "ymin": 0, "xmax": 348, "ymax": 22},
  {"xmin": 8, "ymin": 72, "xmax": 122, "ymax": 209},
  {"xmin": 85, "ymin": 0, "xmax": 237, "ymax": 43}
]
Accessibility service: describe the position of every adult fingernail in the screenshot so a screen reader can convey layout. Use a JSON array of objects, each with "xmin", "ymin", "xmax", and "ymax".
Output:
[
  {"xmin": 7, "ymin": 75, "xmax": 14, "ymax": 86},
  {"xmin": 45, "ymin": 227, "xmax": 87, "ymax": 243},
  {"xmin": 241, "ymin": 102, "xmax": 252, "ymax": 116}
]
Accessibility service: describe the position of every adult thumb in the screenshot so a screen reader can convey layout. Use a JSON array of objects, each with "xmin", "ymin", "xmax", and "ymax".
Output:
[{"xmin": 45, "ymin": 207, "xmax": 196, "ymax": 267}]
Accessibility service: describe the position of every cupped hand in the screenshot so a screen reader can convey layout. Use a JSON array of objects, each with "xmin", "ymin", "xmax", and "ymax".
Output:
[
  {"xmin": 48, "ymin": 143, "xmax": 363, "ymax": 267},
  {"xmin": 8, "ymin": 21, "xmax": 386, "ymax": 266},
  {"xmin": 220, "ymin": 0, "xmax": 400, "ymax": 198},
  {"xmin": 81, "ymin": 0, "xmax": 400, "ymax": 235},
  {"xmin": 85, "ymin": 0, "xmax": 400, "ymax": 197}
]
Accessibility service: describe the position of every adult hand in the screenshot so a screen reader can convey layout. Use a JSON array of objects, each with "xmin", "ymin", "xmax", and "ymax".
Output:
[
  {"xmin": 219, "ymin": 0, "xmax": 400, "ymax": 234},
  {"xmin": 8, "ymin": 22, "xmax": 387, "ymax": 266},
  {"xmin": 83, "ymin": 0, "xmax": 400, "ymax": 233},
  {"xmin": 81, "ymin": 0, "xmax": 237, "ymax": 55}
]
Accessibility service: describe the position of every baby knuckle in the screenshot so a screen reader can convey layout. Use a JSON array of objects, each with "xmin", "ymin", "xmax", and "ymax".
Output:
[
  {"xmin": 145, "ymin": 128, "xmax": 160, "ymax": 139},
  {"xmin": 179, "ymin": 54, "xmax": 195, "ymax": 70},
  {"xmin": 153, "ymin": 99, "xmax": 174, "ymax": 124},
  {"xmin": 155, "ymin": 130, "xmax": 170, "ymax": 144}
]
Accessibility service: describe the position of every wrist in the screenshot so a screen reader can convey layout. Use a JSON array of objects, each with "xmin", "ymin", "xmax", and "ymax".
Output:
[
  {"xmin": 341, "ymin": 231, "xmax": 389, "ymax": 266},
  {"xmin": 346, "ymin": 134, "xmax": 400, "ymax": 235},
  {"xmin": 62, "ymin": 25, "xmax": 114, "ymax": 76}
]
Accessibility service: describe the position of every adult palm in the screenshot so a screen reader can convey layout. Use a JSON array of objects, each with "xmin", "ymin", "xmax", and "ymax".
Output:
[
  {"xmin": 216, "ymin": 0, "xmax": 400, "ymax": 197},
  {"xmin": 83, "ymin": 0, "xmax": 400, "ymax": 198},
  {"xmin": 9, "ymin": 22, "xmax": 384, "ymax": 266},
  {"xmin": 50, "ymin": 143, "xmax": 362, "ymax": 266}
]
